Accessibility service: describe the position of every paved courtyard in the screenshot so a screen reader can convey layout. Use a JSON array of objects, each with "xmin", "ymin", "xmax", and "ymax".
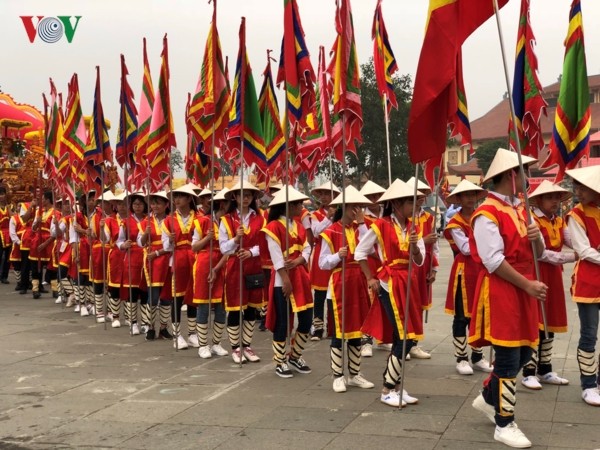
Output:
[{"xmin": 0, "ymin": 241, "xmax": 598, "ymax": 449}]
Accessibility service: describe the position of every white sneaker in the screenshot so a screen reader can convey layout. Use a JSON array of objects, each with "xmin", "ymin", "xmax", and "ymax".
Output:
[
  {"xmin": 131, "ymin": 323, "xmax": 140, "ymax": 336},
  {"xmin": 112, "ymin": 319, "xmax": 121, "ymax": 329},
  {"xmin": 539, "ymin": 372, "xmax": 569, "ymax": 385},
  {"xmin": 377, "ymin": 343, "xmax": 392, "ymax": 351},
  {"xmin": 80, "ymin": 305, "xmax": 89, "ymax": 317},
  {"xmin": 401, "ymin": 389, "xmax": 419, "ymax": 405},
  {"xmin": 55, "ymin": 295, "xmax": 63, "ymax": 304},
  {"xmin": 232, "ymin": 348, "xmax": 246, "ymax": 364},
  {"xmin": 380, "ymin": 390, "xmax": 406, "ymax": 407},
  {"xmin": 74, "ymin": 304, "xmax": 81, "ymax": 313},
  {"xmin": 66, "ymin": 294, "xmax": 75, "ymax": 307},
  {"xmin": 181, "ymin": 304, "xmax": 188, "ymax": 312},
  {"xmin": 242, "ymin": 346, "xmax": 260, "ymax": 362},
  {"xmin": 409, "ymin": 346, "xmax": 431, "ymax": 359},
  {"xmin": 472, "ymin": 393, "xmax": 495, "ymax": 424},
  {"xmin": 347, "ymin": 373, "xmax": 374, "ymax": 389},
  {"xmin": 198, "ymin": 345, "xmax": 212, "ymax": 359},
  {"xmin": 333, "ymin": 376, "xmax": 347, "ymax": 393},
  {"xmin": 187, "ymin": 334, "xmax": 200, "ymax": 348},
  {"xmin": 405, "ymin": 353, "xmax": 411, "ymax": 361},
  {"xmin": 361, "ymin": 343, "xmax": 373, "ymax": 357},
  {"xmin": 140, "ymin": 325, "xmax": 149, "ymax": 334},
  {"xmin": 521, "ymin": 376, "xmax": 542, "ymax": 390},
  {"xmin": 96, "ymin": 316, "xmax": 105, "ymax": 324},
  {"xmin": 88, "ymin": 305, "xmax": 96, "ymax": 315},
  {"xmin": 211, "ymin": 343, "xmax": 228, "ymax": 356},
  {"xmin": 473, "ymin": 358, "xmax": 494, "ymax": 373},
  {"xmin": 106, "ymin": 312, "xmax": 113, "ymax": 321},
  {"xmin": 582, "ymin": 387, "xmax": 600, "ymax": 406},
  {"xmin": 173, "ymin": 335, "xmax": 189, "ymax": 350},
  {"xmin": 457, "ymin": 360, "xmax": 474, "ymax": 375},
  {"xmin": 494, "ymin": 422, "xmax": 532, "ymax": 448}
]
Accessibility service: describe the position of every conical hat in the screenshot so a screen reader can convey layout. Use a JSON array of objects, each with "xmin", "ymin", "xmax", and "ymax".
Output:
[
  {"xmin": 213, "ymin": 188, "xmax": 230, "ymax": 201},
  {"xmin": 112, "ymin": 191, "xmax": 127, "ymax": 201},
  {"xmin": 529, "ymin": 180, "xmax": 572, "ymax": 205},
  {"xmin": 124, "ymin": 191, "xmax": 147, "ymax": 202},
  {"xmin": 483, "ymin": 148, "xmax": 537, "ymax": 182},
  {"xmin": 360, "ymin": 180, "xmax": 386, "ymax": 197},
  {"xmin": 406, "ymin": 176, "xmax": 431, "ymax": 193},
  {"xmin": 311, "ymin": 181, "xmax": 340, "ymax": 194},
  {"xmin": 226, "ymin": 180, "xmax": 260, "ymax": 199},
  {"xmin": 330, "ymin": 185, "xmax": 373, "ymax": 206},
  {"xmin": 99, "ymin": 190, "xmax": 115, "ymax": 202},
  {"xmin": 149, "ymin": 190, "xmax": 169, "ymax": 202},
  {"xmin": 378, "ymin": 179, "xmax": 426, "ymax": 203},
  {"xmin": 269, "ymin": 186, "xmax": 309, "ymax": 207},
  {"xmin": 445, "ymin": 180, "xmax": 487, "ymax": 204},
  {"xmin": 566, "ymin": 166, "xmax": 600, "ymax": 194},
  {"xmin": 180, "ymin": 182, "xmax": 203, "ymax": 194},
  {"xmin": 198, "ymin": 188, "xmax": 212, "ymax": 197},
  {"xmin": 173, "ymin": 185, "xmax": 199, "ymax": 197},
  {"xmin": 269, "ymin": 183, "xmax": 285, "ymax": 192}
]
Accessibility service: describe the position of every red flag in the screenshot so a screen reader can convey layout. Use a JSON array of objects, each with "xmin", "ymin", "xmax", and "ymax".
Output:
[
  {"xmin": 372, "ymin": 0, "xmax": 398, "ymax": 117},
  {"xmin": 134, "ymin": 37, "xmax": 155, "ymax": 190},
  {"xmin": 61, "ymin": 74, "xmax": 88, "ymax": 191},
  {"xmin": 116, "ymin": 54, "xmax": 139, "ymax": 173},
  {"xmin": 85, "ymin": 66, "xmax": 113, "ymax": 166},
  {"xmin": 448, "ymin": 50, "xmax": 474, "ymax": 154},
  {"xmin": 408, "ymin": 0, "xmax": 509, "ymax": 164}
]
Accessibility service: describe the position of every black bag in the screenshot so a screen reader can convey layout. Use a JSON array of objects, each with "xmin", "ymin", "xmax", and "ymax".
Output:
[{"xmin": 244, "ymin": 273, "xmax": 265, "ymax": 290}]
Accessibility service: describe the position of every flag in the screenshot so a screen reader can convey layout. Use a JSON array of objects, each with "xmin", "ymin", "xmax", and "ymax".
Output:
[
  {"xmin": 509, "ymin": 0, "xmax": 547, "ymax": 159},
  {"xmin": 277, "ymin": 0, "xmax": 317, "ymax": 136},
  {"xmin": 408, "ymin": 0, "xmax": 509, "ymax": 164},
  {"xmin": 60, "ymin": 74, "xmax": 87, "ymax": 190},
  {"xmin": 227, "ymin": 18, "xmax": 267, "ymax": 174},
  {"xmin": 544, "ymin": 0, "xmax": 590, "ymax": 182},
  {"xmin": 328, "ymin": 0, "xmax": 362, "ymax": 161},
  {"xmin": 186, "ymin": 0, "xmax": 230, "ymax": 155},
  {"xmin": 372, "ymin": 0, "xmax": 398, "ymax": 117},
  {"xmin": 43, "ymin": 79, "xmax": 62, "ymax": 180},
  {"xmin": 259, "ymin": 53, "xmax": 286, "ymax": 177},
  {"xmin": 85, "ymin": 66, "xmax": 113, "ymax": 166},
  {"xmin": 448, "ymin": 50, "xmax": 473, "ymax": 154},
  {"xmin": 423, "ymin": 154, "xmax": 444, "ymax": 191},
  {"xmin": 147, "ymin": 34, "xmax": 176, "ymax": 189},
  {"xmin": 116, "ymin": 54, "xmax": 139, "ymax": 171},
  {"xmin": 134, "ymin": 37, "xmax": 155, "ymax": 190}
]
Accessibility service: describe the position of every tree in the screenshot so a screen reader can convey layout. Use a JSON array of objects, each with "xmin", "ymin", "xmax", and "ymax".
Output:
[
  {"xmin": 171, "ymin": 147, "xmax": 184, "ymax": 173},
  {"xmin": 474, "ymin": 139, "xmax": 508, "ymax": 181},
  {"xmin": 317, "ymin": 59, "xmax": 414, "ymax": 187}
]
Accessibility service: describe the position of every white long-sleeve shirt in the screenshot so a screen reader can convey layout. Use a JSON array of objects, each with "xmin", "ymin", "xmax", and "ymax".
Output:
[
  {"xmin": 533, "ymin": 208, "xmax": 576, "ymax": 265},
  {"xmin": 218, "ymin": 209, "xmax": 259, "ymax": 257},
  {"xmin": 449, "ymin": 227, "xmax": 471, "ymax": 256},
  {"xmin": 568, "ymin": 209, "xmax": 600, "ymax": 265},
  {"xmin": 266, "ymin": 217, "xmax": 311, "ymax": 287},
  {"xmin": 9, "ymin": 217, "xmax": 19, "ymax": 245}
]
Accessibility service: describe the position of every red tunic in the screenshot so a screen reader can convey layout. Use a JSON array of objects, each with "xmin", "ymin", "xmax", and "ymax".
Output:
[
  {"xmin": 163, "ymin": 211, "xmax": 195, "ymax": 303},
  {"xmin": 320, "ymin": 222, "xmax": 370, "ymax": 339},
  {"xmin": 58, "ymin": 215, "xmax": 73, "ymax": 270},
  {"xmin": 310, "ymin": 208, "xmax": 332, "ymax": 290},
  {"xmin": 534, "ymin": 213, "xmax": 568, "ymax": 332},
  {"xmin": 410, "ymin": 210, "xmax": 436, "ymax": 310},
  {"xmin": 141, "ymin": 216, "xmax": 170, "ymax": 289},
  {"xmin": 468, "ymin": 195, "xmax": 539, "ymax": 348},
  {"xmin": 193, "ymin": 215, "xmax": 224, "ymax": 304},
  {"xmin": 361, "ymin": 217, "xmax": 423, "ymax": 342},
  {"xmin": 104, "ymin": 215, "xmax": 125, "ymax": 289},
  {"xmin": 30, "ymin": 207, "xmax": 55, "ymax": 261},
  {"xmin": 9, "ymin": 215, "xmax": 25, "ymax": 262},
  {"xmin": 89, "ymin": 209, "xmax": 111, "ymax": 284},
  {"xmin": 221, "ymin": 210, "xmax": 266, "ymax": 311},
  {"xmin": 567, "ymin": 203, "xmax": 600, "ymax": 303},
  {"xmin": 121, "ymin": 215, "xmax": 146, "ymax": 288},
  {"xmin": 73, "ymin": 212, "xmax": 90, "ymax": 275},
  {"xmin": 364, "ymin": 215, "xmax": 382, "ymax": 303},
  {"xmin": 0, "ymin": 205, "xmax": 11, "ymax": 248},
  {"xmin": 443, "ymin": 212, "xmax": 481, "ymax": 317}
]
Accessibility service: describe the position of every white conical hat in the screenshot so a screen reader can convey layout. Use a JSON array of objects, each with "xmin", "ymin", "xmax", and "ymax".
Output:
[
  {"xmin": 213, "ymin": 188, "xmax": 230, "ymax": 201},
  {"xmin": 112, "ymin": 191, "xmax": 127, "ymax": 201},
  {"xmin": 330, "ymin": 185, "xmax": 373, "ymax": 206},
  {"xmin": 180, "ymin": 182, "xmax": 203, "ymax": 194},
  {"xmin": 269, "ymin": 186, "xmax": 309, "ymax": 207},
  {"xmin": 483, "ymin": 148, "xmax": 537, "ymax": 182},
  {"xmin": 445, "ymin": 180, "xmax": 487, "ymax": 205},
  {"xmin": 99, "ymin": 190, "xmax": 115, "ymax": 202},
  {"xmin": 173, "ymin": 185, "xmax": 199, "ymax": 197},
  {"xmin": 378, "ymin": 179, "xmax": 426, "ymax": 203},
  {"xmin": 529, "ymin": 180, "xmax": 572, "ymax": 204},
  {"xmin": 406, "ymin": 176, "xmax": 432, "ymax": 193},
  {"xmin": 124, "ymin": 191, "xmax": 147, "ymax": 201},
  {"xmin": 269, "ymin": 182, "xmax": 285, "ymax": 192},
  {"xmin": 198, "ymin": 188, "xmax": 212, "ymax": 197},
  {"xmin": 360, "ymin": 180, "xmax": 386, "ymax": 197},
  {"xmin": 149, "ymin": 190, "xmax": 169, "ymax": 202},
  {"xmin": 566, "ymin": 166, "xmax": 600, "ymax": 194},
  {"xmin": 226, "ymin": 180, "xmax": 260, "ymax": 199},
  {"xmin": 311, "ymin": 181, "xmax": 340, "ymax": 194}
]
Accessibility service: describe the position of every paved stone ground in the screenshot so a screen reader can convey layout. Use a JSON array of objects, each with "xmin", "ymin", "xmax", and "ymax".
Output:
[{"xmin": 0, "ymin": 241, "xmax": 598, "ymax": 449}]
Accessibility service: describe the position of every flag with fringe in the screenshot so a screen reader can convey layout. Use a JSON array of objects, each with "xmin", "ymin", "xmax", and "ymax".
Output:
[
  {"xmin": 60, "ymin": 73, "xmax": 87, "ymax": 190},
  {"xmin": 509, "ymin": 0, "xmax": 547, "ymax": 159},
  {"xmin": 448, "ymin": 50, "xmax": 473, "ymax": 154},
  {"xmin": 147, "ymin": 34, "xmax": 176, "ymax": 189},
  {"xmin": 372, "ymin": 0, "xmax": 398, "ymax": 117},
  {"xmin": 43, "ymin": 80, "xmax": 62, "ymax": 180},
  {"xmin": 227, "ymin": 18, "xmax": 267, "ymax": 174},
  {"xmin": 134, "ymin": 37, "xmax": 155, "ymax": 190},
  {"xmin": 544, "ymin": 0, "xmax": 590, "ymax": 182},
  {"xmin": 116, "ymin": 54, "xmax": 139, "ymax": 176},
  {"xmin": 408, "ymin": 0, "xmax": 508, "ymax": 164},
  {"xmin": 85, "ymin": 66, "xmax": 113, "ymax": 166}
]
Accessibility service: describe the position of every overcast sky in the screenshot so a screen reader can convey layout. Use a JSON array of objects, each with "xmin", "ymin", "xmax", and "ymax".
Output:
[{"xmin": 3, "ymin": 0, "xmax": 600, "ymax": 160}]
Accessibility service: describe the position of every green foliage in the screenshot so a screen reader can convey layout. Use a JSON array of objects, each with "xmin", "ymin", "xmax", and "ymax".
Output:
[
  {"xmin": 171, "ymin": 147, "xmax": 184, "ymax": 172},
  {"xmin": 474, "ymin": 139, "xmax": 509, "ymax": 178}
]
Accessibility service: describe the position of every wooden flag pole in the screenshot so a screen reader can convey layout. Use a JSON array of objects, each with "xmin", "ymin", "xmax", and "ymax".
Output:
[
  {"xmin": 169, "ymin": 156, "xmax": 179, "ymax": 351},
  {"xmin": 340, "ymin": 116, "xmax": 347, "ymax": 376},
  {"xmin": 492, "ymin": 0, "xmax": 548, "ymax": 338},
  {"xmin": 424, "ymin": 166, "xmax": 443, "ymax": 325},
  {"xmin": 208, "ymin": 122, "xmax": 217, "ymax": 337},
  {"xmin": 383, "ymin": 93, "xmax": 392, "ymax": 186}
]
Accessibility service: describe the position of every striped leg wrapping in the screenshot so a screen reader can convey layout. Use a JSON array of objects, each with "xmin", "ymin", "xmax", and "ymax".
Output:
[
  {"xmin": 348, "ymin": 345, "xmax": 361, "ymax": 376},
  {"xmin": 383, "ymin": 354, "xmax": 402, "ymax": 388},
  {"xmin": 196, "ymin": 323, "xmax": 209, "ymax": 347},
  {"xmin": 85, "ymin": 285, "xmax": 94, "ymax": 305},
  {"xmin": 94, "ymin": 294, "xmax": 104, "ymax": 318},
  {"xmin": 212, "ymin": 321, "xmax": 225, "ymax": 345},
  {"xmin": 290, "ymin": 332, "xmax": 309, "ymax": 360},
  {"xmin": 61, "ymin": 278, "xmax": 74, "ymax": 296},
  {"xmin": 312, "ymin": 317, "xmax": 324, "ymax": 332},
  {"xmin": 148, "ymin": 305, "xmax": 157, "ymax": 330},
  {"xmin": 453, "ymin": 336, "xmax": 468, "ymax": 359},
  {"xmin": 470, "ymin": 345, "xmax": 483, "ymax": 357},
  {"xmin": 242, "ymin": 320, "xmax": 255, "ymax": 347},
  {"xmin": 330, "ymin": 347, "xmax": 343, "ymax": 377},
  {"xmin": 539, "ymin": 338, "xmax": 554, "ymax": 366},
  {"xmin": 171, "ymin": 322, "xmax": 181, "ymax": 339},
  {"xmin": 272, "ymin": 341, "xmax": 287, "ymax": 364},
  {"xmin": 108, "ymin": 296, "xmax": 121, "ymax": 317},
  {"xmin": 499, "ymin": 378, "xmax": 517, "ymax": 417},
  {"xmin": 523, "ymin": 348, "xmax": 538, "ymax": 372},
  {"xmin": 50, "ymin": 279, "xmax": 59, "ymax": 296},
  {"xmin": 227, "ymin": 325, "xmax": 240, "ymax": 348},
  {"xmin": 159, "ymin": 304, "xmax": 170, "ymax": 327},
  {"xmin": 577, "ymin": 348, "xmax": 598, "ymax": 377},
  {"xmin": 187, "ymin": 317, "xmax": 196, "ymax": 337},
  {"xmin": 127, "ymin": 302, "xmax": 138, "ymax": 323},
  {"xmin": 140, "ymin": 303, "xmax": 150, "ymax": 327},
  {"xmin": 14, "ymin": 270, "xmax": 21, "ymax": 287}
]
